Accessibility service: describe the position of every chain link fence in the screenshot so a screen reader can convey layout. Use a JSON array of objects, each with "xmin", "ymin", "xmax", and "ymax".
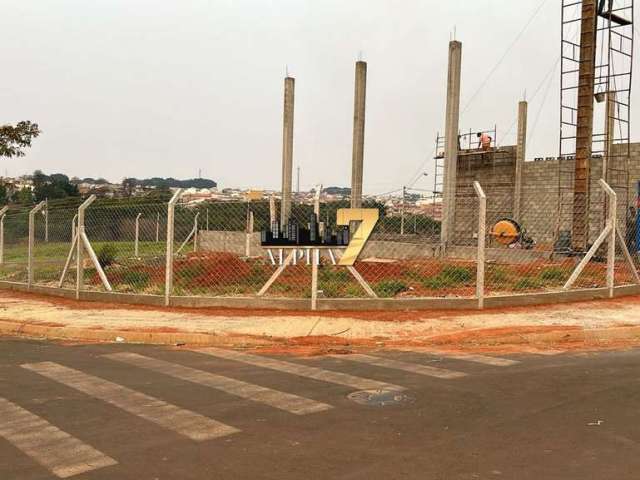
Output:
[{"xmin": 0, "ymin": 181, "xmax": 637, "ymax": 308}]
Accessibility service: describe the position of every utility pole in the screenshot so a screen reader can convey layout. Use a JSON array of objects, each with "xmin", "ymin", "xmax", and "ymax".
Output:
[{"xmin": 296, "ymin": 166, "xmax": 300, "ymax": 194}]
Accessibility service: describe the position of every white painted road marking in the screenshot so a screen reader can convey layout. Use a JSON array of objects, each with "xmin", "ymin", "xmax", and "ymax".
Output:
[
  {"xmin": 0, "ymin": 397, "xmax": 117, "ymax": 478},
  {"xmin": 395, "ymin": 348, "xmax": 519, "ymax": 367},
  {"xmin": 21, "ymin": 362, "xmax": 239, "ymax": 441},
  {"xmin": 104, "ymin": 352, "xmax": 332, "ymax": 415},
  {"xmin": 435, "ymin": 353, "xmax": 519, "ymax": 367},
  {"xmin": 195, "ymin": 347, "xmax": 406, "ymax": 391},
  {"xmin": 332, "ymin": 354, "xmax": 467, "ymax": 379}
]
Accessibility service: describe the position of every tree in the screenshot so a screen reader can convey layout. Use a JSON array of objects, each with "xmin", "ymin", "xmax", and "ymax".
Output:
[
  {"xmin": 15, "ymin": 187, "xmax": 33, "ymax": 205},
  {"xmin": 32, "ymin": 170, "xmax": 80, "ymax": 202},
  {"xmin": 0, "ymin": 121, "xmax": 41, "ymax": 158},
  {"xmin": 122, "ymin": 178, "xmax": 137, "ymax": 197}
]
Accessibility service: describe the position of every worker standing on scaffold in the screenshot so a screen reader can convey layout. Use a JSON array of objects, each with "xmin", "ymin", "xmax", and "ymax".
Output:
[{"xmin": 477, "ymin": 132, "xmax": 492, "ymax": 151}]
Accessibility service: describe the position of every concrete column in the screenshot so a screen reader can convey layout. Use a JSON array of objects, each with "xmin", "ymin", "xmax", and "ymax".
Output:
[
  {"xmin": 269, "ymin": 195, "xmax": 276, "ymax": 225},
  {"xmin": 351, "ymin": 61, "xmax": 367, "ymax": 208},
  {"xmin": 602, "ymin": 91, "xmax": 617, "ymax": 232},
  {"xmin": 572, "ymin": 0, "xmax": 598, "ymax": 252},
  {"xmin": 440, "ymin": 41, "xmax": 462, "ymax": 245},
  {"xmin": 280, "ymin": 76, "xmax": 295, "ymax": 228},
  {"xmin": 603, "ymin": 91, "xmax": 616, "ymax": 181},
  {"xmin": 513, "ymin": 100, "xmax": 528, "ymax": 220}
]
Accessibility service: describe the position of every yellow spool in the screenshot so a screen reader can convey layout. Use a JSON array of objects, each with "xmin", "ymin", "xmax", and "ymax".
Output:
[{"xmin": 491, "ymin": 219, "xmax": 521, "ymax": 246}]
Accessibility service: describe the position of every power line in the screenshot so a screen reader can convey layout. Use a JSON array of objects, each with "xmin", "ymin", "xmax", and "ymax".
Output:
[
  {"xmin": 529, "ymin": 59, "xmax": 558, "ymax": 144},
  {"xmin": 498, "ymin": 56, "xmax": 561, "ymax": 145},
  {"xmin": 461, "ymin": 0, "xmax": 550, "ymax": 115}
]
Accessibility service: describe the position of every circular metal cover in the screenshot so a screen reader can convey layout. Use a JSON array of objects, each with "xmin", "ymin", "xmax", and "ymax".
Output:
[{"xmin": 347, "ymin": 389, "xmax": 415, "ymax": 407}]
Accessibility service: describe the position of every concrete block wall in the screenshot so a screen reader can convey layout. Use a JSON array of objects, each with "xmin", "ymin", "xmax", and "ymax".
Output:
[{"xmin": 453, "ymin": 143, "xmax": 640, "ymax": 247}]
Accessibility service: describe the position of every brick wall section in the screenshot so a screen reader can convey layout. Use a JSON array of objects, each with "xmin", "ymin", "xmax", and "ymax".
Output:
[{"xmin": 453, "ymin": 143, "xmax": 640, "ymax": 247}]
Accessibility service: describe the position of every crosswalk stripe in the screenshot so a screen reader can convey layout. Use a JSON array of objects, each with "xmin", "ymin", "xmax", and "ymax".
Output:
[
  {"xmin": 0, "ymin": 397, "xmax": 117, "ymax": 478},
  {"xmin": 331, "ymin": 354, "xmax": 467, "ymax": 379},
  {"xmin": 103, "ymin": 352, "xmax": 332, "ymax": 415},
  {"xmin": 433, "ymin": 353, "xmax": 519, "ymax": 367},
  {"xmin": 21, "ymin": 362, "xmax": 239, "ymax": 441},
  {"xmin": 395, "ymin": 348, "xmax": 519, "ymax": 367},
  {"xmin": 195, "ymin": 347, "xmax": 405, "ymax": 392}
]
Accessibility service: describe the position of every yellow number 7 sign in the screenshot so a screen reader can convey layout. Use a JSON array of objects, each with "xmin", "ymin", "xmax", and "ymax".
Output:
[{"xmin": 336, "ymin": 208, "xmax": 379, "ymax": 266}]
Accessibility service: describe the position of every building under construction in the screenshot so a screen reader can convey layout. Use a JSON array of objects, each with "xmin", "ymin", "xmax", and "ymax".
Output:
[{"xmin": 436, "ymin": 0, "xmax": 636, "ymax": 254}]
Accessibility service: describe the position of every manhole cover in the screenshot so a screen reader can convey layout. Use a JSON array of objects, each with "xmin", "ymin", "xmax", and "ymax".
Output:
[{"xmin": 347, "ymin": 389, "xmax": 414, "ymax": 407}]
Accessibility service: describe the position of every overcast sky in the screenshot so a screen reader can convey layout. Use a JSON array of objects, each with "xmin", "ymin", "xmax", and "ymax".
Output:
[{"xmin": 2, "ymin": 0, "xmax": 638, "ymax": 194}]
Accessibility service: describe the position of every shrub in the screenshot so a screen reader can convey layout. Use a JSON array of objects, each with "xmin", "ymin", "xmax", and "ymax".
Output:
[
  {"xmin": 422, "ymin": 265, "xmax": 474, "ymax": 290},
  {"xmin": 320, "ymin": 281, "xmax": 340, "ymax": 298},
  {"xmin": 121, "ymin": 270, "xmax": 151, "ymax": 289},
  {"xmin": 440, "ymin": 265, "xmax": 473, "ymax": 283},
  {"xmin": 489, "ymin": 267, "xmax": 509, "ymax": 284},
  {"xmin": 344, "ymin": 284, "xmax": 364, "ymax": 297},
  {"xmin": 422, "ymin": 275, "xmax": 454, "ymax": 290},
  {"xmin": 319, "ymin": 268, "xmax": 350, "ymax": 282},
  {"xmin": 248, "ymin": 263, "xmax": 267, "ymax": 284},
  {"xmin": 175, "ymin": 265, "xmax": 203, "ymax": 283},
  {"xmin": 97, "ymin": 244, "xmax": 117, "ymax": 268},
  {"xmin": 513, "ymin": 277, "xmax": 543, "ymax": 291},
  {"xmin": 375, "ymin": 280, "xmax": 408, "ymax": 298},
  {"xmin": 539, "ymin": 267, "xmax": 566, "ymax": 282}
]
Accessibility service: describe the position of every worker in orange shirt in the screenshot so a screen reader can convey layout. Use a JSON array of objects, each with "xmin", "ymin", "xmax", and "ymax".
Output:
[{"xmin": 477, "ymin": 132, "xmax": 492, "ymax": 151}]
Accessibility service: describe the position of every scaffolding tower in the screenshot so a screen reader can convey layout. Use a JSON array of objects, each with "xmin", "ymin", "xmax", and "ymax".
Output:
[{"xmin": 558, "ymin": 0, "xmax": 634, "ymax": 252}]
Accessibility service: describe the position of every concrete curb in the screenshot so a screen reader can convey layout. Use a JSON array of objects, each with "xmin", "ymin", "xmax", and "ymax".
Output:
[
  {"xmin": 3, "ymin": 279, "xmax": 640, "ymax": 312},
  {"xmin": 0, "ymin": 320, "xmax": 272, "ymax": 347},
  {"xmin": 424, "ymin": 325, "xmax": 640, "ymax": 347},
  {"xmin": 2, "ymin": 318, "xmax": 640, "ymax": 350}
]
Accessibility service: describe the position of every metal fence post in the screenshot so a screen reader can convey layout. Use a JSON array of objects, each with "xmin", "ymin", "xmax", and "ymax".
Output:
[
  {"xmin": 28, "ymin": 201, "xmax": 46, "ymax": 288},
  {"xmin": 193, "ymin": 212, "xmax": 200, "ymax": 253},
  {"xmin": 71, "ymin": 214, "xmax": 78, "ymax": 241},
  {"xmin": 600, "ymin": 179, "xmax": 617, "ymax": 297},
  {"xmin": 473, "ymin": 181, "xmax": 486, "ymax": 309},
  {"xmin": 44, "ymin": 199, "xmax": 49, "ymax": 243},
  {"xmin": 564, "ymin": 179, "xmax": 618, "ymax": 292},
  {"xmin": 134, "ymin": 212, "xmax": 142, "ymax": 257},
  {"xmin": 165, "ymin": 189, "xmax": 183, "ymax": 306},
  {"xmin": 245, "ymin": 211, "xmax": 254, "ymax": 257},
  {"xmin": 0, "ymin": 206, "xmax": 8, "ymax": 265},
  {"xmin": 76, "ymin": 195, "xmax": 96, "ymax": 300},
  {"xmin": 156, "ymin": 212, "xmax": 160, "ymax": 243}
]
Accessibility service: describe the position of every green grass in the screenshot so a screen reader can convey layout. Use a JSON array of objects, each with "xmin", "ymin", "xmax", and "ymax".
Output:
[
  {"xmin": 488, "ymin": 266, "xmax": 509, "ymax": 284},
  {"xmin": 374, "ymin": 280, "xmax": 408, "ymax": 298},
  {"xmin": 2, "ymin": 240, "xmax": 166, "ymax": 264},
  {"xmin": 538, "ymin": 267, "xmax": 567, "ymax": 282},
  {"xmin": 121, "ymin": 271, "xmax": 151, "ymax": 289},
  {"xmin": 422, "ymin": 265, "xmax": 475, "ymax": 290},
  {"xmin": 513, "ymin": 277, "xmax": 543, "ymax": 291}
]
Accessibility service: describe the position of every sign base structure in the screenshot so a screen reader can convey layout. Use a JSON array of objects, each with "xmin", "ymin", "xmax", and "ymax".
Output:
[
  {"xmin": 258, "ymin": 246, "xmax": 377, "ymax": 310},
  {"xmin": 259, "ymin": 208, "xmax": 380, "ymax": 309}
]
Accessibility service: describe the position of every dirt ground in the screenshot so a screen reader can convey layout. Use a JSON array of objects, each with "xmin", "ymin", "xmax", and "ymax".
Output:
[
  {"xmin": 0, "ymin": 290, "xmax": 636, "ymax": 351},
  {"xmin": 2, "ymin": 289, "xmax": 640, "ymax": 355}
]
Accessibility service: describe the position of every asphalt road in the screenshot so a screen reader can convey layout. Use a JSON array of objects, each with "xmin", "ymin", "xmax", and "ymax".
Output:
[{"xmin": 1, "ymin": 339, "xmax": 639, "ymax": 480}]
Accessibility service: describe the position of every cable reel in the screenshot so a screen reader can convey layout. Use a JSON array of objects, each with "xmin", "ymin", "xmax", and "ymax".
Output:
[{"xmin": 491, "ymin": 218, "xmax": 522, "ymax": 246}]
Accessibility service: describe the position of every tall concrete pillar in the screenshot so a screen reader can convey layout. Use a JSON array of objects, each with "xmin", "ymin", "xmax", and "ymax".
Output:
[
  {"xmin": 350, "ymin": 61, "xmax": 367, "ymax": 208},
  {"xmin": 513, "ymin": 100, "xmax": 528, "ymax": 220},
  {"xmin": 572, "ymin": 0, "xmax": 598, "ymax": 251},
  {"xmin": 602, "ymin": 91, "xmax": 617, "ymax": 231},
  {"xmin": 602, "ymin": 91, "xmax": 616, "ymax": 181},
  {"xmin": 440, "ymin": 41, "xmax": 462, "ymax": 245},
  {"xmin": 280, "ymin": 76, "xmax": 295, "ymax": 228}
]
